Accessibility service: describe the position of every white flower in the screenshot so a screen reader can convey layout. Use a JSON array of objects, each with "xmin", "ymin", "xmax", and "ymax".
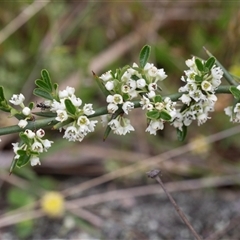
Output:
[
  {"xmin": 136, "ymin": 78, "xmax": 146, "ymax": 89},
  {"xmin": 122, "ymin": 101, "xmax": 134, "ymax": 114},
  {"xmin": 179, "ymin": 94, "xmax": 192, "ymax": 106},
  {"xmin": 88, "ymin": 120, "xmax": 98, "ymax": 132},
  {"xmin": 100, "ymin": 114, "xmax": 109, "ymax": 127},
  {"xmin": 147, "ymin": 90, "xmax": 156, "ymax": 99},
  {"xmin": 66, "ymin": 86, "xmax": 75, "ymax": 96},
  {"xmin": 56, "ymin": 110, "xmax": 68, "ymax": 122},
  {"xmin": 140, "ymin": 95, "xmax": 150, "ymax": 110},
  {"xmin": 224, "ymin": 106, "xmax": 232, "ymax": 117},
  {"xmin": 189, "ymin": 90, "xmax": 205, "ymax": 102},
  {"xmin": 32, "ymin": 141, "xmax": 44, "ymax": 153},
  {"xmin": 197, "ymin": 112, "xmax": 210, "ymax": 126},
  {"xmin": 100, "ymin": 70, "xmax": 112, "ymax": 81},
  {"xmin": 127, "ymin": 79, "xmax": 137, "ymax": 91},
  {"xmin": 146, "ymin": 120, "xmax": 164, "ymax": 135},
  {"xmin": 128, "ymin": 90, "xmax": 138, "ymax": 99},
  {"xmin": 237, "ymin": 85, "xmax": 240, "ymax": 91},
  {"xmin": 112, "ymin": 94, "xmax": 123, "ymax": 104},
  {"xmin": 155, "ymin": 102, "xmax": 164, "ymax": 111},
  {"xmin": 59, "ymin": 89, "xmax": 69, "ymax": 99},
  {"xmin": 201, "ymin": 80, "xmax": 212, "ymax": 92},
  {"xmin": 106, "ymin": 95, "xmax": 114, "ymax": 103},
  {"xmin": 185, "ymin": 57, "xmax": 195, "ymax": 68},
  {"xmin": 63, "ymin": 126, "xmax": 78, "ymax": 141},
  {"xmin": 30, "ymin": 156, "xmax": 41, "ymax": 166},
  {"xmin": 24, "ymin": 129, "xmax": 35, "ymax": 139},
  {"xmin": 50, "ymin": 99, "xmax": 65, "ymax": 112},
  {"xmin": 146, "ymin": 103, "xmax": 154, "ymax": 111},
  {"xmin": 69, "ymin": 96, "xmax": 82, "ymax": 107},
  {"xmin": 121, "ymin": 84, "xmax": 130, "ymax": 93},
  {"xmin": 211, "ymin": 66, "xmax": 223, "ymax": 80},
  {"xmin": 107, "ymin": 103, "xmax": 118, "ymax": 113},
  {"xmin": 77, "ymin": 115, "xmax": 90, "ymax": 127},
  {"xmin": 12, "ymin": 142, "xmax": 20, "ymax": 154},
  {"xmin": 36, "ymin": 129, "xmax": 45, "ymax": 138},
  {"xmin": 9, "ymin": 93, "xmax": 25, "ymax": 106},
  {"xmin": 108, "ymin": 117, "xmax": 134, "ymax": 135},
  {"xmin": 148, "ymin": 83, "xmax": 158, "ymax": 91},
  {"xmin": 18, "ymin": 119, "xmax": 28, "ymax": 128},
  {"xmin": 105, "ymin": 81, "xmax": 114, "ymax": 91},
  {"xmin": 42, "ymin": 139, "xmax": 53, "ymax": 150},
  {"xmin": 22, "ymin": 107, "xmax": 31, "ymax": 116},
  {"xmin": 156, "ymin": 69, "xmax": 167, "ymax": 81},
  {"xmin": 83, "ymin": 104, "xmax": 95, "ymax": 116}
]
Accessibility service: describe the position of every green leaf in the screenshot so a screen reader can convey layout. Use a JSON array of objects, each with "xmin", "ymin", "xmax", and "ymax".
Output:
[
  {"xmin": 16, "ymin": 150, "xmax": 31, "ymax": 168},
  {"xmin": 41, "ymin": 69, "xmax": 53, "ymax": 91},
  {"xmin": 0, "ymin": 86, "xmax": 5, "ymax": 101},
  {"xmin": 195, "ymin": 75, "xmax": 203, "ymax": 82},
  {"xmin": 177, "ymin": 125, "xmax": 187, "ymax": 141},
  {"xmin": 195, "ymin": 58, "xmax": 204, "ymax": 72},
  {"xmin": 154, "ymin": 95, "xmax": 162, "ymax": 103},
  {"xmin": 28, "ymin": 102, "xmax": 34, "ymax": 110},
  {"xmin": 160, "ymin": 110, "xmax": 172, "ymax": 121},
  {"xmin": 229, "ymin": 86, "xmax": 240, "ymax": 100},
  {"xmin": 35, "ymin": 79, "xmax": 51, "ymax": 92},
  {"xmin": 9, "ymin": 157, "xmax": 18, "ymax": 175},
  {"xmin": 64, "ymin": 99, "xmax": 76, "ymax": 115},
  {"xmin": 19, "ymin": 132, "xmax": 31, "ymax": 145},
  {"xmin": 139, "ymin": 45, "xmax": 151, "ymax": 68},
  {"xmin": 146, "ymin": 109, "xmax": 161, "ymax": 120},
  {"xmin": 33, "ymin": 88, "xmax": 53, "ymax": 100},
  {"xmin": 103, "ymin": 125, "xmax": 112, "ymax": 141},
  {"xmin": 92, "ymin": 71, "xmax": 110, "ymax": 97},
  {"xmin": 205, "ymin": 57, "xmax": 215, "ymax": 71}
]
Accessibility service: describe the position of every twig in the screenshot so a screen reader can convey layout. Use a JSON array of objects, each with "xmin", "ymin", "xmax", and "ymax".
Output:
[
  {"xmin": 147, "ymin": 169, "xmax": 202, "ymax": 240},
  {"xmin": 0, "ymin": 0, "xmax": 50, "ymax": 45},
  {"xmin": 204, "ymin": 216, "xmax": 240, "ymax": 240},
  {"xmin": 62, "ymin": 125, "xmax": 240, "ymax": 197}
]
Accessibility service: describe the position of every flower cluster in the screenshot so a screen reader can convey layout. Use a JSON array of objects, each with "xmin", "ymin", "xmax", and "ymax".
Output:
[
  {"xmin": 140, "ymin": 96, "xmax": 177, "ymax": 135},
  {"xmin": 173, "ymin": 57, "xmax": 223, "ymax": 130},
  {"xmin": 224, "ymin": 85, "xmax": 240, "ymax": 122},
  {"xmin": 99, "ymin": 62, "xmax": 167, "ymax": 135},
  {"xmin": 9, "ymin": 93, "xmax": 32, "ymax": 128},
  {"xmin": 46, "ymin": 86, "xmax": 98, "ymax": 142},
  {"xmin": 12, "ymin": 129, "xmax": 53, "ymax": 166}
]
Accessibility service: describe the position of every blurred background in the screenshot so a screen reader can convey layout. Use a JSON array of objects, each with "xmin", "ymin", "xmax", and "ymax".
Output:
[{"xmin": 0, "ymin": 1, "xmax": 240, "ymax": 239}]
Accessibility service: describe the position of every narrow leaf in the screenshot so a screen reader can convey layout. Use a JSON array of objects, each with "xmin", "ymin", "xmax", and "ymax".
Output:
[
  {"xmin": 64, "ymin": 99, "xmax": 76, "ymax": 115},
  {"xmin": 16, "ymin": 153, "xmax": 31, "ymax": 168},
  {"xmin": 229, "ymin": 86, "xmax": 240, "ymax": 100},
  {"xmin": 139, "ymin": 45, "xmax": 151, "ymax": 68},
  {"xmin": 177, "ymin": 125, "xmax": 187, "ymax": 141},
  {"xmin": 160, "ymin": 110, "xmax": 172, "ymax": 121},
  {"xmin": 35, "ymin": 79, "xmax": 51, "ymax": 92},
  {"xmin": 92, "ymin": 71, "xmax": 110, "ymax": 97},
  {"xmin": 195, "ymin": 58, "xmax": 204, "ymax": 72},
  {"xmin": 33, "ymin": 88, "xmax": 53, "ymax": 100},
  {"xmin": 146, "ymin": 109, "xmax": 161, "ymax": 120},
  {"xmin": 0, "ymin": 86, "xmax": 5, "ymax": 101},
  {"xmin": 205, "ymin": 57, "xmax": 215, "ymax": 70},
  {"xmin": 41, "ymin": 69, "xmax": 53, "ymax": 91},
  {"xmin": 154, "ymin": 95, "xmax": 162, "ymax": 103}
]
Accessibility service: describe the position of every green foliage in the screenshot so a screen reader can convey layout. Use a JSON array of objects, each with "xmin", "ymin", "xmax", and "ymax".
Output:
[
  {"xmin": 139, "ymin": 45, "xmax": 151, "ymax": 68},
  {"xmin": 177, "ymin": 125, "xmax": 187, "ymax": 142}
]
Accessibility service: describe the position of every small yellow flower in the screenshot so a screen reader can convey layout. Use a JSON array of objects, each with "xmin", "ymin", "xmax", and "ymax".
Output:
[
  {"xmin": 40, "ymin": 191, "xmax": 65, "ymax": 218},
  {"xmin": 190, "ymin": 134, "xmax": 210, "ymax": 156}
]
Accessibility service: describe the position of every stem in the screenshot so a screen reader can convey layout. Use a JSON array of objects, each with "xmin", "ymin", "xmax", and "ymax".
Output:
[
  {"xmin": 147, "ymin": 169, "xmax": 202, "ymax": 240},
  {"xmin": 0, "ymin": 85, "xmax": 232, "ymax": 136}
]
